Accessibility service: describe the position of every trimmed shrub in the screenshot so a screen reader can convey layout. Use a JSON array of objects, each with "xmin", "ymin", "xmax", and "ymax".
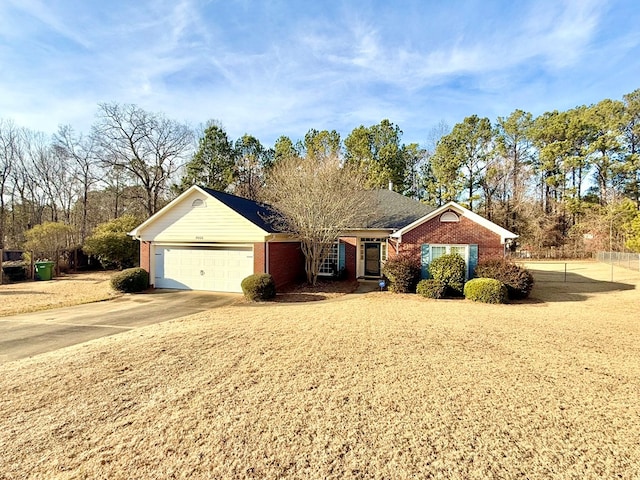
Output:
[
  {"xmin": 241, "ymin": 273, "xmax": 276, "ymax": 301},
  {"xmin": 474, "ymin": 258, "xmax": 534, "ymax": 300},
  {"xmin": 416, "ymin": 279, "xmax": 447, "ymax": 299},
  {"xmin": 110, "ymin": 267, "xmax": 149, "ymax": 293},
  {"xmin": 464, "ymin": 278, "xmax": 508, "ymax": 304},
  {"xmin": 428, "ymin": 253, "xmax": 466, "ymax": 296},
  {"xmin": 382, "ymin": 254, "xmax": 421, "ymax": 293}
]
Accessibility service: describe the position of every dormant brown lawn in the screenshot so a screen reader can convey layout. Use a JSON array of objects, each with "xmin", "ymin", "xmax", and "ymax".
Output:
[
  {"xmin": 1, "ymin": 262, "xmax": 639, "ymax": 479},
  {"xmin": 0, "ymin": 271, "xmax": 117, "ymax": 317}
]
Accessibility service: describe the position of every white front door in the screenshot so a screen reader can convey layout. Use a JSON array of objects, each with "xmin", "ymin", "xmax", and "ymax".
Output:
[{"xmin": 154, "ymin": 246, "xmax": 253, "ymax": 293}]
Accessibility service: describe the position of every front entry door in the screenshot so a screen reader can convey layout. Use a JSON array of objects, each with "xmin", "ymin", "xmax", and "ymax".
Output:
[{"xmin": 364, "ymin": 243, "xmax": 381, "ymax": 276}]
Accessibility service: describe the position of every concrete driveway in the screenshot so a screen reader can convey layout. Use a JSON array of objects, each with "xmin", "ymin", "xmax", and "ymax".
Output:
[{"xmin": 0, "ymin": 290, "xmax": 239, "ymax": 364}]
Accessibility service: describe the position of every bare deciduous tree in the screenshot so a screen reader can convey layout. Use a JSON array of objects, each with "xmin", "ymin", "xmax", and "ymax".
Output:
[
  {"xmin": 11, "ymin": 129, "xmax": 49, "ymax": 235},
  {"xmin": 233, "ymin": 134, "xmax": 273, "ymax": 201},
  {"xmin": 0, "ymin": 119, "xmax": 20, "ymax": 248},
  {"xmin": 53, "ymin": 125, "xmax": 99, "ymax": 242},
  {"xmin": 261, "ymin": 154, "xmax": 368, "ymax": 285},
  {"xmin": 93, "ymin": 103, "xmax": 193, "ymax": 216}
]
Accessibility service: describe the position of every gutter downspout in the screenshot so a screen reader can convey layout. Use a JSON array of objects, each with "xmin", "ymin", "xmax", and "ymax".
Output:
[{"xmin": 265, "ymin": 236, "xmax": 270, "ymax": 274}]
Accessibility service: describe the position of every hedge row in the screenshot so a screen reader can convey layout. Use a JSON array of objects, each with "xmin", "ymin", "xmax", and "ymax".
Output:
[{"xmin": 383, "ymin": 255, "xmax": 533, "ymax": 304}]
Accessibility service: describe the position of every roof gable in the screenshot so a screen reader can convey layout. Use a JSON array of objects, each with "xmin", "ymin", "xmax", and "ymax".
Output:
[
  {"xmin": 390, "ymin": 201, "xmax": 518, "ymax": 243},
  {"xmin": 129, "ymin": 186, "xmax": 276, "ymax": 240}
]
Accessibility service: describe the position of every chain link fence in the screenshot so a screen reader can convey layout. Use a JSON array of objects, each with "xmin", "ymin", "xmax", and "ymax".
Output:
[
  {"xmin": 596, "ymin": 252, "xmax": 640, "ymax": 272},
  {"xmin": 520, "ymin": 259, "xmax": 640, "ymax": 284}
]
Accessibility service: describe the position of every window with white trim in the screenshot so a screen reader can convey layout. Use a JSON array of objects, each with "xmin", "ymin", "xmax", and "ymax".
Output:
[
  {"xmin": 431, "ymin": 244, "xmax": 467, "ymax": 262},
  {"xmin": 440, "ymin": 211, "xmax": 459, "ymax": 222},
  {"xmin": 318, "ymin": 243, "xmax": 339, "ymax": 276}
]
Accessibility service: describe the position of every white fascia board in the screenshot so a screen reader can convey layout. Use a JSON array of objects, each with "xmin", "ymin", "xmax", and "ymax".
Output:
[{"xmin": 390, "ymin": 201, "xmax": 518, "ymax": 244}]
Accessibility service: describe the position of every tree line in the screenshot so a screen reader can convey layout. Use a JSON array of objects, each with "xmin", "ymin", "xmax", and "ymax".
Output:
[{"xmin": 1, "ymin": 89, "xmax": 640, "ymax": 258}]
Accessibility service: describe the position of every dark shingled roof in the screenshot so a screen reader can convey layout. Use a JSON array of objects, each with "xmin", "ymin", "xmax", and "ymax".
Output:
[
  {"xmin": 200, "ymin": 187, "xmax": 277, "ymax": 232},
  {"xmin": 201, "ymin": 187, "xmax": 433, "ymax": 232},
  {"xmin": 357, "ymin": 189, "xmax": 435, "ymax": 230}
]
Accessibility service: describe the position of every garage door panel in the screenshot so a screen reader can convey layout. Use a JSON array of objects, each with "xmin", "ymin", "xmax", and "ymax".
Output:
[{"xmin": 155, "ymin": 246, "xmax": 253, "ymax": 292}]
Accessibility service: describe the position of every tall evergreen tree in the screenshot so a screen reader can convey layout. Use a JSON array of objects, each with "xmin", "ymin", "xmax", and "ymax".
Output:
[
  {"xmin": 584, "ymin": 99, "xmax": 625, "ymax": 204},
  {"xmin": 177, "ymin": 121, "xmax": 235, "ymax": 194},
  {"xmin": 302, "ymin": 129, "xmax": 341, "ymax": 162},
  {"xmin": 494, "ymin": 110, "xmax": 534, "ymax": 230},
  {"xmin": 344, "ymin": 120, "xmax": 406, "ymax": 191},
  {"xmin": 273, "ymin": 135, "xmax": 299, "ymax": 163},
  {"xmin": 431, "ymin": 115, "xmax": 492, "ymax": 210}
]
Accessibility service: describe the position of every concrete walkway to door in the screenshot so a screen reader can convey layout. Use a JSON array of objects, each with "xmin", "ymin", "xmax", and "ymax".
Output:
[{"xmin": 0, "ymin": 290, "xmax": 238, "ymax": 364}]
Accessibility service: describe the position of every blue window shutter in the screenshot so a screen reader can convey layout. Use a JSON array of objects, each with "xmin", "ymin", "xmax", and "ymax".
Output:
[
  {"xmin": 421, "ymin": 244, "xmax": 431, "ymax": 279},
  {"xmin": 338, "ymin": 242, "xmax": 346, "ymax": 270},
  {"xmin": 468, "ymin": 244, "xmax": 478, "ymax": 279}
]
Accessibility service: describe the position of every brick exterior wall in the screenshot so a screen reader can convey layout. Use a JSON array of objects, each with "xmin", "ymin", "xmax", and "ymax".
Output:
[
  {"xmin": 398, "ymin": 215, "xmax": 505, "ymax": 262},
  {"xmin": 139, "ymin": 241, "xmax": 151, "ymax": 272},
  {"xmin": 341, "ymin": 237, "xmax": 358, "ymax": 281},
  {"xmin": 266, "ymin": 242, "xmax": 305, "ymax": 288},
  {"xmin": 140, "ymin": 241, "xmax": 151, "ymax": 285},
  {"xmin": 253, "ymin": 242, "xmax": 266, "ymax": 274}
]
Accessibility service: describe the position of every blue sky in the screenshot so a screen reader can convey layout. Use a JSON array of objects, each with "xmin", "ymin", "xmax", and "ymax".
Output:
[{"xmin": 1, "ymin": 0, "xmax": 639, "ymax": 148}]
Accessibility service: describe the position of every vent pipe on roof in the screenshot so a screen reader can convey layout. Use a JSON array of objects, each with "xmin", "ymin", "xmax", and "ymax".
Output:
[{"xmin": 388, "ymin": 181, "xmax": 393, "ymax": 191}]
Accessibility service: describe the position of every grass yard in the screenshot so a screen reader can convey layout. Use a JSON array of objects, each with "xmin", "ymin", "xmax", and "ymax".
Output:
[
  {"xmin": 0, "ymin": 271, "xmax": 118, "ymax": 317},
  {"xmin": 1, "ymin": 261, "xmax": 639, "ymax": 479}
]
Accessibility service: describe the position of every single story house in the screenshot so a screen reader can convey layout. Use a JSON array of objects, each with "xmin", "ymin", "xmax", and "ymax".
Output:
[{"xmin": 129, "ymin": 185, "xmax": 518, "ymax": 293}]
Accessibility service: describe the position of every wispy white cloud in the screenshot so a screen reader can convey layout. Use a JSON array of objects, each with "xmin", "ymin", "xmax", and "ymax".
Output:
[
  {"xmin": 295, "ymin": 0, "xmax": 605, "ymax": 92},
  {"xmin": 3, "ymin": 0, "xmax": 92, "ymax": 48},
  {"xmin": 0, "ymin": 0, "xmax": 638, "ymax": 148}
]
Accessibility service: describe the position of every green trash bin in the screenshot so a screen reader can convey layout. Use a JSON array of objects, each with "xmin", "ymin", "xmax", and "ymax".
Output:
[{"xmin": 34, "ymin": 261, "xmax": 55, "ymax": 281}]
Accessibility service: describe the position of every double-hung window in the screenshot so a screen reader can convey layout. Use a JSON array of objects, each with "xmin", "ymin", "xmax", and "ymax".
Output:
[
  {"xmin": 318, "ymin": 243, "xmax": 340, "ymax": 276},
  {"xmin": 422, "ymin": 244, "xmax": 478, "ymax": 280}
]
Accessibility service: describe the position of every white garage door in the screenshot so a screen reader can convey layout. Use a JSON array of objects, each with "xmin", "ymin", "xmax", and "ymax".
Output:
[{"xmin": 154, "ymin": 246, "xmax": 254, "ymax": 293}]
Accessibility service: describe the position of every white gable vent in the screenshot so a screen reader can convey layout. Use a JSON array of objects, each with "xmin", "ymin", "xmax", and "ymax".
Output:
[
  {"xmin": 440, "ymin": 211, "xmax": 459, "ymax": 223},
  {"xmin": 191, "ymin": 198, "xmax": 206, "ymax": 208}
]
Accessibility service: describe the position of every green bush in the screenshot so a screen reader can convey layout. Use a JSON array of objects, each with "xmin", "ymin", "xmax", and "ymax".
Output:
[
  {"xmin": 464, "ymin": 278, "xmax": 508, "ymax": 304},
  {"xmin": 416, "ymin": 279, "xmax": 447, "ymax": 299},
  {"xmin": 241, "ymin": 273, "xmax": 276, "ymax": 301},
  {"xmin": 110, "ymin": 267, "xmax": 149, "ymax": 293},
  {"xmin": 382, "ymin": 254, "xmax": 421, "ymax": 293},
  {"xmin": 428, "ymin": 253, "xmax": 466, "ymax": 296},
  {"xmin": 24, "ymin": 222, "xmax": 75, "ymax": 260},
  {"xmin": 474, "ymin": 258, "xmax": 534, "ymax": 299},
  {"xmin": 83, "ymin": 215, "xmax": 140, "ymax": 270}
]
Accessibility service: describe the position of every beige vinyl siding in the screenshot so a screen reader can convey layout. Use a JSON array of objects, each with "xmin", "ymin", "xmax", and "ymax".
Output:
[{"xmin": 137, "ymin": 190, "xmax": 269, "ymax": 242}]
